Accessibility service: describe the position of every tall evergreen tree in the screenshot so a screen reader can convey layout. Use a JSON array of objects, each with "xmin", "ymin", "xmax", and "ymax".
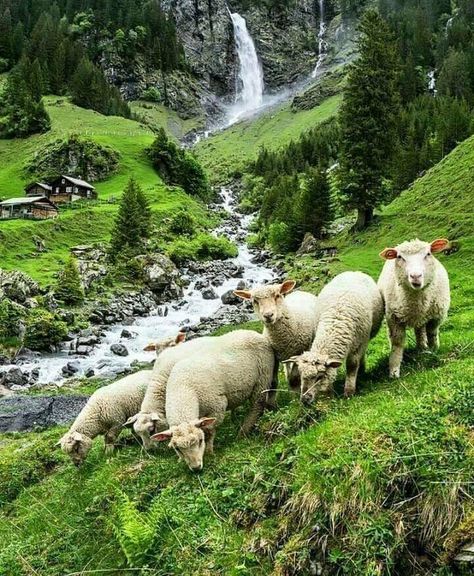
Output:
[
  {"xmin": 298, "ymin": 167, "xmax": 333, "ymax": 239},
  {"xmin": 109, "ymin": 179, "xmax": 151, "ymax": 260},
  {"xmin": 55, "ymin": 256, "xmax": 85, "ymax": 305},
  {"xmin": 339, "ymin": 10, "xmax": 400, "ymax": 229}
]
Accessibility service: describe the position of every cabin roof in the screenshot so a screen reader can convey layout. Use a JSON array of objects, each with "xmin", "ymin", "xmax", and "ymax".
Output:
[
  {"xmin": 57, "ymin": 175, "xmax": 95, "ymax": 190},
  {"xmin": 0, "ymin": 196, "xmax": 55, "ymax": 206},
  {"xmin": 25, "ymin": 182, "xmax": 52, "ymax": 192}
]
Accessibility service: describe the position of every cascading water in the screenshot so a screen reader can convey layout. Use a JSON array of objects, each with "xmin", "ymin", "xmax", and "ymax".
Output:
[
  {"xmin": 311, "ymin": 0, "xmax": 327, "ymax": 78},
  {"xmin": 226, "ymin": 11, "xmax": 264, "ymax": 125}
]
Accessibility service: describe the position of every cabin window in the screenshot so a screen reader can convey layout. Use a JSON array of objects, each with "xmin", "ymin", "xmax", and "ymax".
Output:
[
  {"xmin": 66, "ymin": 186, "xmax": 72, "ymax": 193},
  {"xmin": 87, "ymin": 190, "xmax": 91, "ymax": 198},
  {"xmin": 61, "ymin": 178, "xmax": 65, "ymax": 184}
]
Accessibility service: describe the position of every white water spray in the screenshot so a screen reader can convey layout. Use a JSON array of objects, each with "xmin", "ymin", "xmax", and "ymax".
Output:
[
  {"xmin": 311, "ymin": 0, "xmax": 327, "ymax": 78},
  {"xmin": 227, "ymin": 11, "xmax": 264, "ymax": 125}
]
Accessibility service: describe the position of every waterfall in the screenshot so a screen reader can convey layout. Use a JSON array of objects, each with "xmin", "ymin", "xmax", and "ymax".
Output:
[
  {"xmin": 311, "ymin": 0, "xmax": 327, "ymax": 78},
  {"xmin": 227, "ymin": 11, "xmax": 264, "ymax": 125}
]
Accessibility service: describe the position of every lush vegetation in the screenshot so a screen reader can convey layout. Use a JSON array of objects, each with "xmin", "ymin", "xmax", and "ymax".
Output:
[
  {"xmin": 54, "ymin": 256, "xmax": 84, "ymax": 305},
  {"xmin": 1, "ymin": 132, "xmax": 473, "ymax": 574}
]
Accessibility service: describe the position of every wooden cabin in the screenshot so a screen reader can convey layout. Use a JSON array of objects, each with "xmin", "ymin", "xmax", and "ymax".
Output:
[
  {"xmin": 25, "ymin": 182, "xmax": 53, "ymax": 197},
  {"xmin": 0, "ymin": 197, "xmax": 59, "ymax": 220},
  {"xmin": 49, "ymin": 175, "xmax": 97, "ymax": 203}
]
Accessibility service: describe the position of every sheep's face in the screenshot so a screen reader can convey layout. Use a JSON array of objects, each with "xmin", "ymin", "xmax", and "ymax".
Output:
[
  {"xmin": 286, "ymin": 352, "xmax": 341, "ymax": 405},
  {"xmin": 151, "ymin": 418, "xmax": 216, "ymax": 472},
  {"xmin": 129, "ymin": 412, "xmax": 166, "ymax": 449},
  {"xmin": 59, "ymin": 431, "xmax": 93, "ymax": 466},
  {"xmin": 143, "ymin": 332, "xmax": 186, "ymax": 354},
  {"xmin": 234, "ymin": 280, "xmax": 296, "ymax": 325},
  {"xmin": 380, "ymin": 239, "xmax": 449, "ymax": 291}
]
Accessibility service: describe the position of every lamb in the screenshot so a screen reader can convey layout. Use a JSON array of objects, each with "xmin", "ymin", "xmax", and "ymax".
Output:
[
  {"xmin": 151, "ymin": 330, "xmax": 275, "ymax": 471},
  {"xmin": 143, "ymin": 332, "xmax": 186, "ymax": 353},
  {"xmin": 234, "ymin": 280, "xmax": 320, "ymax": 390},
  {"xmin": 378, "ymin": 238, "xmax": 450, "ymax": 378},
  {"xmin": 127, "ymin": 335, "xmax": 219, "ymax": 448},
  {"xmin": 284, "ymin": 272, "xmax": 384, "ymax": 403},
  {"xmin": 58, "ymin": 370, "xmax": 152, "ymax": 466}
]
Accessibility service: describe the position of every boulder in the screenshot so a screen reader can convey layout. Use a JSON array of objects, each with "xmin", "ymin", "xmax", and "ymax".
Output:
[
  {"xmin": 201, "ymin": 287, "xmax": 218, "ymax": 300},
  {"xmin": 85, "ymin": 368, "xmax": 95, "ymax": 378},
  {"xmin": 62, "ymin": 362, "xmax": 80, "ymax": 377},
  {"xmin": 0, "ymin": 269, "xmax": 40, "ymax": 303},
  {"xmin": 297, "ymin": 233, "xmax": 321, "ymax": 255},
  {"xmin": 110, "ymin": 343, "xmax": 129, "ymax": 357},
  {"xmin": 136, "ymin": 253, "xmax": 183, "ymax": 298},
  {"xmin": 221, "ymin": 290, "xmax": 241, "ymax": 306}
]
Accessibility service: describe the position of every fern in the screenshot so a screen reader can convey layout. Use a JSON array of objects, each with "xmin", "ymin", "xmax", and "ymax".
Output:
[{"xmin": 112, "ymin": 492, "xmax": 166, "ymax": 567}]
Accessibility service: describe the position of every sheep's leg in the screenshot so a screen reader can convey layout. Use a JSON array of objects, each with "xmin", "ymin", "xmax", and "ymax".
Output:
[
  {"xmin": 204, "ymin": 427, "xmax": 216, "ymax": 455},
  {"xmin": 239, "ymin": 392, "xmax": 266, "ymax": 437},
  {"xmin": 426, "ymin": 319, "xmax": 441, "ymax": 349},
  {"xmin": 415, "ymin": 325, "xmax": 428, "ymax": 350},
  {"xmin": 104, "ymin": 428, "xmax": 120, "ymax": 455},
  {"xmin": 344, "ymin": 353, "xmax": 360, "ymax": 398},
  {"xmin": 388, "ymin": 321, "xmax": 406, "ymax": 379},
  {"xmin": 266, "ymin": 359, "xmax": 279, "ymax": 411}
]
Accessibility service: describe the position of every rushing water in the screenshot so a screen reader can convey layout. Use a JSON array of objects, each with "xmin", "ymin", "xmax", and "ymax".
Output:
[
  {"xmin": 311, "ymin": 0, "xmax": 327, "ymax": 78},
  {"xmin": 226, "ymin": 12, "xmax": 265, "ymax": 126},
  {"xmin": 7, "ymin": 189, "xmax": 273, "ymax": 386}
]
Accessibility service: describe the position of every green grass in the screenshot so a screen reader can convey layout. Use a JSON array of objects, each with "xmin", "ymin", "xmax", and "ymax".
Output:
[
  {"xmin": 195, "ymin": 94, "xmax": 342, "ymax": 182},
  {"xmin": 0, "ymin": 98, "xmax": 216, "ymax": 284},
  {"xmin": 0, "ymin": 130, "xmax": 473, "ymax": 575},
  {"xmin": 130, "ymin": 100, "xmax": 204, "ymax": 140}
]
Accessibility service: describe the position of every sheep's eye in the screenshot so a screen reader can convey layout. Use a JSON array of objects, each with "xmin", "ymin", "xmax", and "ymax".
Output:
[
  {"xmin": 425, "ymin": 252, "xmax": 431, "ymax": 258},
  {"xmin": 199, "ymin": 439, "xmax": 203, "ymax": 447}
]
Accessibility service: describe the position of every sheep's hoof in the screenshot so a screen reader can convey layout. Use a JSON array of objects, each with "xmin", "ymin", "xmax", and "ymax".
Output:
[
  {"xmin": 389, "ymin": 369, "xmax": 400, "ymax": 379},
  {"xmin": 344, "ymin": 388, "xmax": 356, "ymax": 398}
]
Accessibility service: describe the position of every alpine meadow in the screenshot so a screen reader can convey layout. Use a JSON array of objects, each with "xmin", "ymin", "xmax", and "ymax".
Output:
[{"xmin": 0, "ymin": 1, "xmax": 473, "ymax": 575}]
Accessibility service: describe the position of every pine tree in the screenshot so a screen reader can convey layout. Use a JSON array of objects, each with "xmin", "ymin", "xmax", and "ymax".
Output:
[
  {"xmin": 339, "ymin": 10, "xmax": 400, "ymax": 230},
  {"xmin": 55, "ymin": 257, "xmax": 85, "ymax": 305},
  {"xmin": 109, "ymin": 179, "xmax": 151, "ymax": 260},
  {"xmin": 298, "ymin": 167, "xmax": 333, "ymax": 239}
]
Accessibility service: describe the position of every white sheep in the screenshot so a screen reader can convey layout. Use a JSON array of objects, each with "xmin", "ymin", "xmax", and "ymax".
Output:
[
  {"xmin": 127, "ymin": 335, "xmax": 218, "ymax": 448},
  {"xmin": 143, "ymin": 331, "xmax": 186, "ymax": 353},
  {"xmin": 234, "ymin": 280, "xmax": 320, "ymax": 390},
  {"xmin": 58, "ymin": 370, "xmax": 152, "ymax": 466},
  {"xmin": 284, "ymin": 272, "xmax": 384, "ymax": 402},
  {"xmin": 378, "ymin": 238, "xmax": 450, "ymax": 378},
  {"xmin": 151, "ymin": 329, "xmax": 275, "ymax": 471}
]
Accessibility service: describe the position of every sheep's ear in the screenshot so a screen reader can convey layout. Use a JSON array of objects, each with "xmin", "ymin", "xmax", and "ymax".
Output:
[
  {"xmin": 176, "ymin": 332, "xmax": 186, "ymax": 344},
  {"xmin": 143, "ymin": 342, "xmax": 156, "ymax": 352},
  {"xmin": 151, "ymin": 430, "xmax": 173, "ymax": 442},
  {"xmin": 196, "ymin": 417, "xmax": 216, "ymax": 429},
  {"xmin": 380, "ymin": 248, "xmax": 398, "ymax": 260},
  {"xmin": 123, "ymin": 414, "xmax": 138, "ymax": 427},
  {"xmin": 326, "ymin": 359, "xmax": 343, "ymax": 369},
  {"xmin": 430, "ymin": 238, "xmax": 449, "ymax": 253},
  {"xmin": 282, "ymin": 355, "xmax": 300, "ymax": 364},
  {"xmin": 55, "ymin": 438, "xmax": 63, "ymax": 447},
  {"xmin": 233, "ymin": 290, "xmax": 252, "ymax": 300},
  {"xmin": 280, "ymin": 280, "xmax": 296, "ymax": 295}
]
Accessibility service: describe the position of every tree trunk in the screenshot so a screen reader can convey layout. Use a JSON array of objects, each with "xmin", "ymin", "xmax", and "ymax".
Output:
[{"xmin": 353, "ymin": 207, "xmax": 374, "ymax": 231}]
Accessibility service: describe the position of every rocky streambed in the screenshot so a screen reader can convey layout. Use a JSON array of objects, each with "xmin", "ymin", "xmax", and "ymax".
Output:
[{"xmin": 0, "ymin": 188, "xmax": 279, "ymax": 430}]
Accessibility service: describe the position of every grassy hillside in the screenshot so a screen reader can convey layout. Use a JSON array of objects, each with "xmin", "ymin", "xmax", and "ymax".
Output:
[
  {"xmin": 0, "ymin": 129, "xmax": 473, "ymax": 575},
  {"xmin": 0, "ymin": 98, "xmax": 213, "ymax": 283},
  {"xmin": 195, "ymin": 94, "xmax": 342, "ymax": 182}
]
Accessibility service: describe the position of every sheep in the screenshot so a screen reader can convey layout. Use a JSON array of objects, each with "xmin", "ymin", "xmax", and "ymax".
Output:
[
  {"xmin": 127, "ymin": 335, "xmax": 218, "ymax": 448},
  {"xmin": 151, "ymin": 329, "xmax": 275, "ymax": 471},
  {"xmin": 143, "ymin": 331, "xmax": 186, "ymax": 353},
  {"xmin": 284, "ymin": 272, "xmax": 384, "ymax": 403},
  {"xmin": 58, "ymin": 370, "xmax": 152, "ymax": 466},
  {"xmin": 378, "ymin": 238, "xmax": 450, "ymax": 378},
  {"xmin": 234, "ymin": 280, "xmax": 320, "ymax": 390}
]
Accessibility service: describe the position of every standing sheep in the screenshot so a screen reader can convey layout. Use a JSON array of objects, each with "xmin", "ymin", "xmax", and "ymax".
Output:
[
  {"xmin": 151, "ymin": 330, "xmax": 275, "ymax": 471},
  {"xmin": 378, "ymin": 238, "xmax": 450, "ymax": 378},
  {"xmin": 59, "ymin": 370, "xmax": 152, "ymax": 466},
  {"xmin": 234, "ymin": 280, "xmax": 320, "ymax": 390},
  {"xmin": 284, "ymin": 272, "xmax": 384, "ymax": 403}
]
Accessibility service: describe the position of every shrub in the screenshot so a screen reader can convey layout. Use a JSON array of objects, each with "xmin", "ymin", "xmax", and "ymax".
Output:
[
  {"xmin": 167, "ymin": 233, "xmax": 237, "ymax": 265},
  {"xmin": 168, "ymin": 211, "xmax": 196, "ymax": 236},
  {"xmin": 141, "ymin": 87, "xmax": 161, "ymax": 103},
  {"xmin": 24, "ymin": 309, "xmax": 68, "ymax": 351},
  {"xmin": 0, "ymin": 299, "xmax": 26, "ymax": 340},
  {"xmin": 268, "ymin": 221, "xmax": 293, "ymax": 253}
]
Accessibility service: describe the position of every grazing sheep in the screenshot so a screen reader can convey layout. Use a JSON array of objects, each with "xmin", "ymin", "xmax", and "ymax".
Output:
[
  {"xmin": 378, "ymin": 238, "xmax": 450, "ymax": 378},
  {"xmin": 58, "ymin": 370, "xmax": 152, "ymax": 466},
  {"xmin": 127, "ymin": 335, "xmax": 217, "ymax": 448},
  {"xmin": 285, "ymin": 272, "xmax": 384, "ymax": 403},
  {"xmin": 234, "ymin": 280, "xmax": 319, "ymax": 390},
  {"xmin": 143, "ymin": 332, "xmax": 186, "ymax": 353},
  {"xmin": 151, "ymin": 330, "xmax": 275, "ymax": 471}
]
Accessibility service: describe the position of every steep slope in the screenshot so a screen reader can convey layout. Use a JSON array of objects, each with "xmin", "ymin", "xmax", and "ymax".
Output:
[{"xmin": 0, "ymin": 121, "xmax": 472, "ymax": 575}]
